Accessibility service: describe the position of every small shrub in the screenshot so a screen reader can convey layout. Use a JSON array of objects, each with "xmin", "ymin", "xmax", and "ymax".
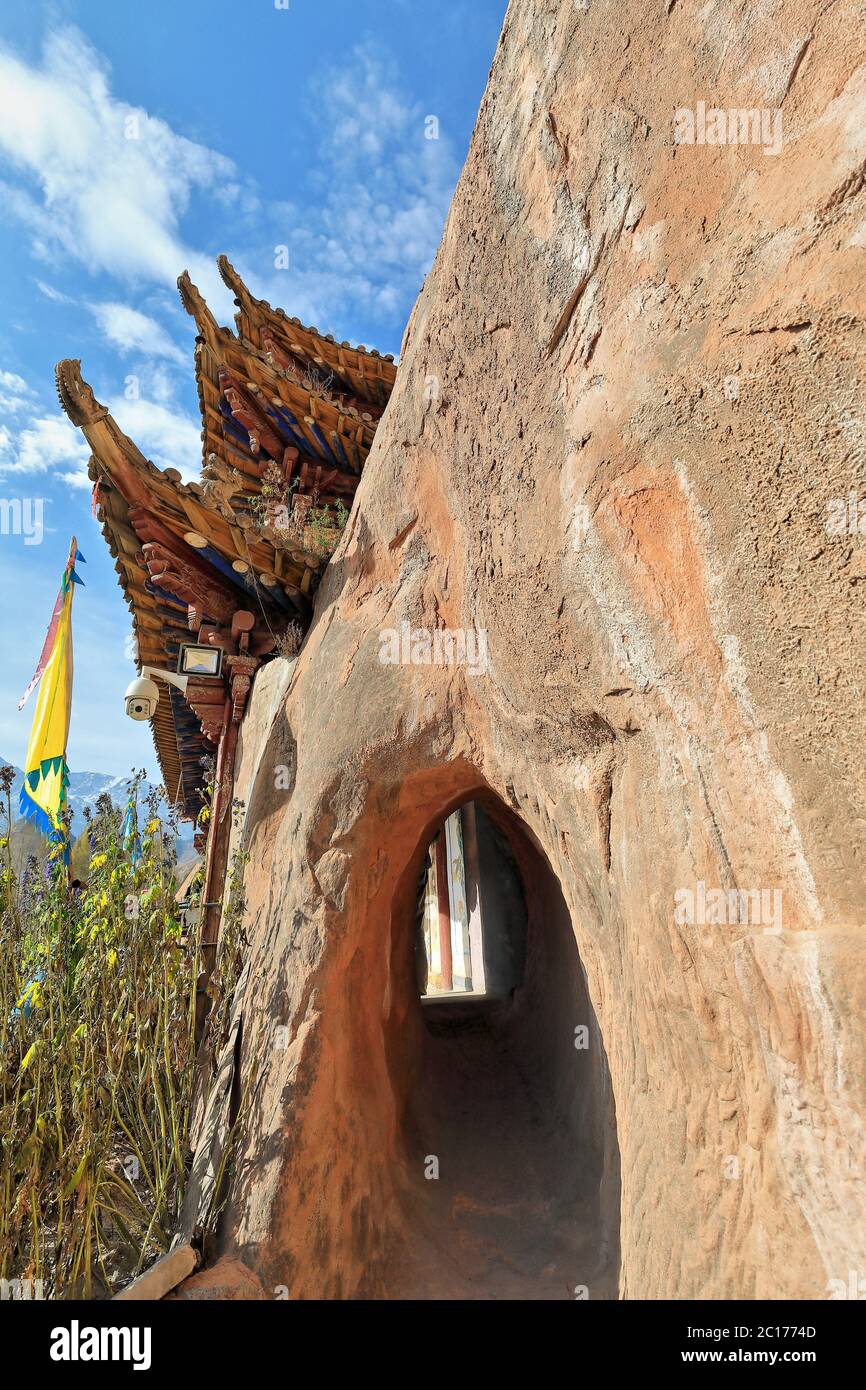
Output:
[
  {"xmin": 305, "ymin": 497, "xmax": 350, "ymax": 556},
  {"xmin": 275, "ymin": 622, "xmax": 304, "ymax": 660}
]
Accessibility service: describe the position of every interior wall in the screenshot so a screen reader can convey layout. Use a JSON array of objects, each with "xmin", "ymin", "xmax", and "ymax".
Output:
[{"xmin": 474, "ymin": 801, "xmax": 527, "ymax": 998}]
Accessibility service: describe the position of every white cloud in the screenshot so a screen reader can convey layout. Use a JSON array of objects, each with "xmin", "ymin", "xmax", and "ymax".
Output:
[
  {"xmin": 0, "ymin": 413, "xmax": 91, "ymax": 488},
  {"xmin": 0, "ymin": 381, "xmax": 199, "ymax": 488},
  {"xmin": 0, "ymin": 27, "xmax": 238, "ymax": 317},
  {"xmin": 0, "ymin": 368, "xmax": 37, "ymax": 415},
  {"xmin": 0, "ymin": 365, "xmax": 92, "ymax": 488},
  {"xmin": 0, "ymin": 28, "xmax": 458, "ymax": 351},
  {"xmin": 0, "ymin": 377, "xmax": 198, "ymax": 492},
  {"xmin": 146, "ymin": 363, "xmax": 181, "ymax": 406},
  {"xmin": 321, "ymin": 47, "xmax": 458, "ymax": 285},
  {"xmin": 241, "ymin": 43, "xmax": 459, "ymax": 337},
  {"xmin": 89, "ymin": 302, "xmax": 185, "ymax": 364}
]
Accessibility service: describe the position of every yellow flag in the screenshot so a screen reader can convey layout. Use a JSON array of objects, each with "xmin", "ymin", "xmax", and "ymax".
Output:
[{"xmin": 19, "ymin": 537, "xmax": 84, "ymax": 850}]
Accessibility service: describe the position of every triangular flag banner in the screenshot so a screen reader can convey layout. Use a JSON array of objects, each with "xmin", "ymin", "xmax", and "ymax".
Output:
[
  {"xmin": 19, "ymin": 537, "xmax": 79, "ymax": 854},
  {"xmin": 121, "ymin": 788, "xmax": 141, "ymax": 867},
  {"xmin": 18, "ymin": 584, "xmax": 65, "ymax": 711}
]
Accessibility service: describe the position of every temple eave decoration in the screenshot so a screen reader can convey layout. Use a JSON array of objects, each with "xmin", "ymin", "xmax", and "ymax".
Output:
[{"xmin": 54, "ymin": 257, "xmax": 397, "ymax": 823}]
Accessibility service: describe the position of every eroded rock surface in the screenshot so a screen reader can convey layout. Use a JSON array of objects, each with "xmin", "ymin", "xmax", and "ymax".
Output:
[{"xmin": 208, "ymin": 0, "xmax": 865, "ymax": 1299}]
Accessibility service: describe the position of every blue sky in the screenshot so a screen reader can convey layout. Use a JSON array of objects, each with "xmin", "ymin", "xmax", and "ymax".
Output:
[{"xmin": 0, "ymin": 0, "xmax": 505, "ymax": 779}]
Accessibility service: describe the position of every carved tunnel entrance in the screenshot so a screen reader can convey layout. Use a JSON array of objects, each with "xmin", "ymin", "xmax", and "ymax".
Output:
[{"xmin": 389, "ymin": 793, "xmax": 621, "ymax": 1300}]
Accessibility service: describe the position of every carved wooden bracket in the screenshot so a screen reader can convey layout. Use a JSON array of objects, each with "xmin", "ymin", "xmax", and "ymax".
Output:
[
  {"xmin": 180, "ymin": 611, "xmax": 261, "ymax": 739},
  {"xmin": 261, "ymin": 329, "xmax": 383, "ymax": 420},
  {"xmin": 177, "ymin": 270, "xmax": 221, "ymax": 342},
  {"xmin": 218, "ymin": 368, "xmax": 285, "ymax": 461},
  {"xmin": 290, "ymin": 456, "xmax": 358, "ymax": 499},
  {"xmin": 139, "ymin": 540, "xmax": 238, "ymax": 627},
  {"xmin": 224, "ymin": 653, "xmax": 260, "ymax": 724},
  {"xmin": 184, "ymin": 677, "xmax": 226, "ymax": 743},
  {"xmin": 260, "ymin": 330, "xmax": 309, "ymax": 387},
  {"xmin": 55, "ymin": 359, "xmax": 110, "ymax": 428}
]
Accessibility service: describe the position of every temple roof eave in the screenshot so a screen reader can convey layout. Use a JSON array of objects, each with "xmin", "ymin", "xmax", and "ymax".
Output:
[
  {"xmin": 54, "ymin": 359, "xmax": 317, "ymax": 814},
  {"xmin": 53, "ymin": 255, "xmax": 398, "ymax": 817}
]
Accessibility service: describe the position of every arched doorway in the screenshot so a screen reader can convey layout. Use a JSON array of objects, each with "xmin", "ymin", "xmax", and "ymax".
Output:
[{"xmin": 390, "ymin": 791, "xmax": 621, "ymax": 1299}]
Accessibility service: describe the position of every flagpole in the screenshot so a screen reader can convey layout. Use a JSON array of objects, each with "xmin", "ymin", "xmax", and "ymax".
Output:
[{"xmin": 64, "ymin": 537, "xmax": 76, "ymax": 889}]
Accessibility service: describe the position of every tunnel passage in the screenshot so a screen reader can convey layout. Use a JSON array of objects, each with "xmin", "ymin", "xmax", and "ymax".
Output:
[{"xmin": 386, "ymin": 793, "xmax": 621, "ymax": 1300}]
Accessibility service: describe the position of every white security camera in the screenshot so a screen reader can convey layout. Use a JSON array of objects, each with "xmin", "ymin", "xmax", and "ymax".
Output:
[
  {"xmin": 124, "ymin": 665, "xmax": 189, "ymax": 721},
  {"xmin": 125, "ymin": 675, "xmax": 160, "ymax": 721}
]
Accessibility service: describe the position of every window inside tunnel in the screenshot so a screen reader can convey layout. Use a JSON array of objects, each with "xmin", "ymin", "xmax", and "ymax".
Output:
[
  {"xmin": 394, "ymin": 793, "xmax": 621, "ymax": 1300},
  {"xmin": 413, "ymin": 801, "xmax": 527, "ymax": 1002}
]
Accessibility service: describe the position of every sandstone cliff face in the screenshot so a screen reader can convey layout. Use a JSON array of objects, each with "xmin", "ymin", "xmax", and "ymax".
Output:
[{"xmin": 210, "ymin": 0, "xmax": 865, "ymax": 1298}]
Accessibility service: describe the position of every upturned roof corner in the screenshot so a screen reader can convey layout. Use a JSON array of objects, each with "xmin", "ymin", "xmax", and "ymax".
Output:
[
  {"xmin": 53, "ymin": 256, "xmax": 398, "ymax": 818},
  {"xmin": 55, "ymin": 358, "xmax": 110, "ymax": 429}
]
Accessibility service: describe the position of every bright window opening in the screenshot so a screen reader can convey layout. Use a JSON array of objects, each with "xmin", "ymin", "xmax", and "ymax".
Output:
[{"xmin": 414, "ymin": 800, "xmax": 527, "ymax": 1000}]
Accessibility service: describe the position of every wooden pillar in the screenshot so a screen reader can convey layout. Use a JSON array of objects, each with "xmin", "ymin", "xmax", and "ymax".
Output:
[
  {"xmin": 434, "ymin": 830, "xmax": 453, "ymax": 992},
  {"xmin": 423, "ymin": 853, "xmax": 441, "ymax": 987},
  {"xmin": 195, "ymin": 696, "xmax": 236, "ymax": 1040},
  {"xmin": 193, "ymin": 614, "xmax": 258, "ymax": 1041},
  {"xmin": 199, "ymin": 700, "xmax": 236, "ymax": 948}
]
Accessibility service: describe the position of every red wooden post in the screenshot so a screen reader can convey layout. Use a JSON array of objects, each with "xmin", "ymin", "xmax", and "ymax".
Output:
[{"xmin": 194, "ymin": 612, "xmax": 258, "ymax": 1040}]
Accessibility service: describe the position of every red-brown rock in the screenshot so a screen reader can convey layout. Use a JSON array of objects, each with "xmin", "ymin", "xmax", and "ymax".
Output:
[{"xmin": 198, "ymin": 0, "xmax": 866, "ymax": 1300}]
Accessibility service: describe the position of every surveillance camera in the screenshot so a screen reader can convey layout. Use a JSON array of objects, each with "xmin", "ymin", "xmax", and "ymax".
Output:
[{"xmin": 124, "ymin": 675, "xmax": 160, "ymax": 722}]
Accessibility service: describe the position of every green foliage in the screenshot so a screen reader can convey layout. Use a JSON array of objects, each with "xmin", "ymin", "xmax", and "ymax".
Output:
[
  {"xmin": 306, "ymin": 497, "xmax": 349, "ymax": 555},
  {"xmin": 247, "ymin": 460, "xmax": 299, "ymax": 532},
  {"xmin": 69, "ymin": 829, "xmax": 90, "ymax": 884},
  {"xmin": 0, "ymin": 768, "xmax": 245, "ymax": 1298},
  {"xmin": 6, "ymin": 817, "xmax": 48, "ymax": 876}
]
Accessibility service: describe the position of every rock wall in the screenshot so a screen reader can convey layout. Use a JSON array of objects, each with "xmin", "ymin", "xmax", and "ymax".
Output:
[{"xmin": 211, "ymin": 0, "xmax": 866, "ymax": 1298}]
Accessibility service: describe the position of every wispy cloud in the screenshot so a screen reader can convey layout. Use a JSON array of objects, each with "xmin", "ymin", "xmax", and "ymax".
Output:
[
  {"xmin": 232, "ymin": 42, "xmax": 459, "ymax": 338},
  {"xmin": 35, "ymin": 279, "xmax": 75, "ymax": 305},
  {"xmin": 0, "ymin": 364, "xmax": 90, "ymax": 487},
  {"xmin": 88, "ymin": 302, "xmax": 185, "ymax": 364},
  {"xmin": 0, "ymin": 412, "xmax": 91, "ymax": 488},
  {"xmin": 320, "ymin": 43, "xmax": 459, "ymax": 280},
  {"xmin": 0, "ymin": 26, "xmax": 238, "ymax": 316},
  {"xmin": 0, "ymin": 369, "xmax": 38, "ymax": 415},
  {"xmin": 0, "ymin": 374, "xmax": 198, "ymax": 488},
  {"xmin": 0, "ymin": 27, "xmax": 458, "ymax": 349},
  {"xmin": 107, "ymin": 395, "xmax": 200, "ymax": 480},
  {"xmin": 0, "ymin": 28, "xmax": 460, "ymax": 493}
]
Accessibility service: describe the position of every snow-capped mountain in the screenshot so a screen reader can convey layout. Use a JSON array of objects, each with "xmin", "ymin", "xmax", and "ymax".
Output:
[{"xmin": 0, "ymin": 757, "xmax": 194, "ymax": 842}]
